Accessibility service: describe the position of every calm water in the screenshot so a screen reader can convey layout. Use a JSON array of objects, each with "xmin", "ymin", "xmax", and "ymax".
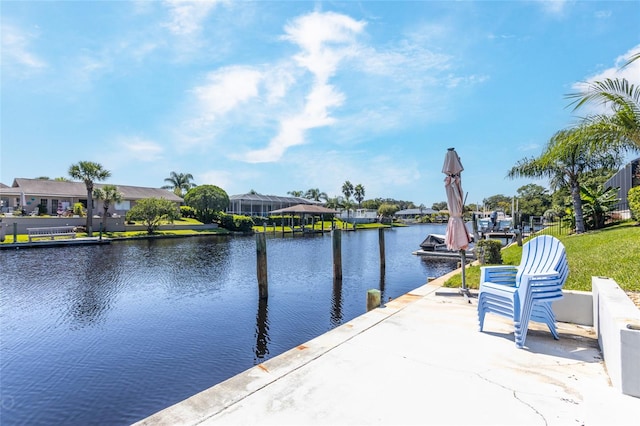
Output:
[{"xmin": 0, "ymin": 224, "xmax": 457, "ymax": 425}]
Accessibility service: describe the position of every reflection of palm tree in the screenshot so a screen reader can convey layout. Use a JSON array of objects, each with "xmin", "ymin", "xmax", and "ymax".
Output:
[
  {"xmin": 162, "ymin": 171, "xmax": 196, "ymax": 197},
  {"xmin": 68, "ymin": 161, "xmax": 111, "ymax": 236},
  {"xmin": 93, "ymin": 185, "xmax": 123, "ymax": 232}
]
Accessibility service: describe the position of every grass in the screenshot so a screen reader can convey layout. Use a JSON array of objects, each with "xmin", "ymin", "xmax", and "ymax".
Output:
[{"xmin": 444, "ymin": 220, "xmax": 640, "ymax": 292}]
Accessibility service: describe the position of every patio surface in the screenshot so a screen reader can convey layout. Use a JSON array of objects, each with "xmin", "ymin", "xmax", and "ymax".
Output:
[{"xmin": 137, "ymin": 275, "xmax": 638, "ymax": 425}]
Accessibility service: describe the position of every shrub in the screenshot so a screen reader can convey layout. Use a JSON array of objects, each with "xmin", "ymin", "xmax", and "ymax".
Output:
[
  {"xmin": 180, "ymin": 205, "xmax": 196, "ymax": 219},
  {"xmin": 475, "ymin": 239, "xmax": 503, "ymax": 265},
  {"xmin": 220, "ymin": 213, "xmax": 254, "ymax": 232},
  {"xmin": 73, "ymin": 203, "xmax": 85, "ymax": 217},
  {"xmin": 629, "ymin": 186, "xmax": 640, "ymax": 221}
]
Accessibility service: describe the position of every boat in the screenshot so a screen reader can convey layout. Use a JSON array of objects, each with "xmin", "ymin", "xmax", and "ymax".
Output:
[
  {"xmin": 419, "ymin": 233, "xmax": 447, "ymax": 251},
  {"xmin": 413, "ymin": 233, "xmax": 476, "ymax": 260}
]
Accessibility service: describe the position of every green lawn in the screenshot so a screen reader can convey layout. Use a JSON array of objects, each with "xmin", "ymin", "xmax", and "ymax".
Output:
[{"xmin": 444, "ymin": 221, "xmax": 640, "ymax": 292}]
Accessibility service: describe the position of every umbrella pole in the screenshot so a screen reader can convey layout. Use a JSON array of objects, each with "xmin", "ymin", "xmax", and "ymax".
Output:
[{"xmin": 460, "ymin": 249, "xmax": 470, "ymax": 298}]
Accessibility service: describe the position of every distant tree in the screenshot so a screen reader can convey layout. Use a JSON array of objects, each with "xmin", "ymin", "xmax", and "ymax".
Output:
[
  {"xmin": 162, "ymin": 171, "xmax": 196, "ymax": 197},
  {"xmin": 304, "ymin": 188, "xmax": 327, "ymax": 201},
  {"xmin": 126, "ymin": 198, "xmax": 180, "ymax": 234},
  {"xmin": 325, "ymin": 196, "xmax": 343, "ymax": 210},
  {"xmin": 248, "ymin": 189, "xmax": 258, "ymax": 194},
  {"xmin": 361, "ymin": 199, "xmax": 381, "ymax": 210},
  {"xmin": 93, "ymin": 184, "xmax": 123, "ymax": 232},
  {"xmin": 378, "ymin": 203, "xmax": 399, "ymax": 222},
  {"xmin": 432, "ymin": 201, "xmax": 448, "ymax": 211},
  {"xmin": 341, "ymin": 181, "xmax": 354, "ymax": 201},
  {"xmin": 515, "ymin": 184, "xmax": 551, "ymax": 220},
  {"xmin": 68, "ymin": 161, "xmax": 111, "ymax": 236},
  {"xmin": 183, "ymin": 185, "xmax": 230, "ymax": 224},
  {"xmin": 35, "ymin": 176, "xmax": 50, "ymax": 180},
  {"xmin": 288, "ymin": 190, "xmax": 304, "ymax": 197},
  {"xmin": 354, "ymin": 184, "xmax": 365, "ymax": 207},
  {"xmin": 54, "ymin": 177, "xmax": 70, "ymax": 181},
  {"xmin": 482, "ymin": 195, "xmax": 512, "ymax": 213}
]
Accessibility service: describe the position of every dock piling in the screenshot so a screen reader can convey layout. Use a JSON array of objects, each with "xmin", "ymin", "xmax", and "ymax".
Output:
[
  {"xmin": 367, "ymin": 289, "xmax": 381, "ymax": 311},
  {"xmin": 332, "ymin": 229, "xmax": 342, "ymax": 281},
  {"xmin": 256, "ymin": 233, "xmax": 268, "ymax": 299}
]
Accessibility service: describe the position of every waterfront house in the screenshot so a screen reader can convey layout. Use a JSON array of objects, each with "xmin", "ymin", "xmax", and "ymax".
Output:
[
  {"xmin": 226, "ymin": 193, "xmax": 321, "ymax": 217},
  {"xmin": 0, "ymin": 178, "xmax": 183, "ymax": 217}
]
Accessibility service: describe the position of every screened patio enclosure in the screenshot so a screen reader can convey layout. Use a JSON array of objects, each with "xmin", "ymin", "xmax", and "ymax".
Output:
[{"xmin": 227, "ymin": 193, "xmax": 322, "ymax": 217}]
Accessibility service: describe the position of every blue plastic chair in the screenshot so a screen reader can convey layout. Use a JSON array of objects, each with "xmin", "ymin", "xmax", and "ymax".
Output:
[{"xmin": 477, "ymin": 235, "xmax": 569, "ymax": 348}]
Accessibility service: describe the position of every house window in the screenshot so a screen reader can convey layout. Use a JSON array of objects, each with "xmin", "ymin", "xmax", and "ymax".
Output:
[{"xmin": 52, "ymin": 199, "xmax": 59, "ymax": 213}]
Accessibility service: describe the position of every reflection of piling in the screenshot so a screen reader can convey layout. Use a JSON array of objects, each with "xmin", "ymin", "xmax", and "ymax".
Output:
[
  {"xmin": 13, "ymin": 223, "xmax": 17, "ymax": 243},
  {"xmin": 256, "ymin": 233, "xmax": 268, "ymax": 299},
  {"xmin": 367, "ymin": 289, "xmax": 381, "ymax": 311},
  {"xmin": 378, "ymin": 228, "xmax": 386, "ymax": 271},
  {"xmin": 254, "ymin": 298, "xmax": 269, "ymax": 361},
  {"xmin": 332, "ymin": 229, "xmax": 342, "ymax": 280}
]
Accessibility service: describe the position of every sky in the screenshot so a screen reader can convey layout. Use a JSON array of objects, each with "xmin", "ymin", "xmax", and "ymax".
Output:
[{"xmin": 2, "ymin": 1, "xmax": 639, "ymax": 207}]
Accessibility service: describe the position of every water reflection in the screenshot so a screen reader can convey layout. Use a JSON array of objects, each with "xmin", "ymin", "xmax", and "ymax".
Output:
[
  {"xmin": 1, "ymin": 224, "xmax": 458, "ymax": 425},
  {"xmin": 254, "ymin": 298, "xmax": 270, "ymax": 362},
  {"xmin": 330, "ymin": 278, "xmax": 343, "ymax": 327}
]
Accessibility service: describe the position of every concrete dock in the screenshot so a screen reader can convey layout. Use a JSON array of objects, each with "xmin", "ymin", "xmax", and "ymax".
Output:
[{"xmin": 137, "ymin": 275, "xmax": 638, "ymax": 425}]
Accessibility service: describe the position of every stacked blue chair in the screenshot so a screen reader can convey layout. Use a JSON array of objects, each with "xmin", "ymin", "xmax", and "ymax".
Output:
[{"xmin": 477, "ymin": 235, "xmax": 569, "ymax": 348}]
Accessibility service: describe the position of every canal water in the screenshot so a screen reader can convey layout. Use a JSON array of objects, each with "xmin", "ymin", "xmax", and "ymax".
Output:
[{"xmin": 1, "ymin": 224, "xmax": 458, "ymax": 425}]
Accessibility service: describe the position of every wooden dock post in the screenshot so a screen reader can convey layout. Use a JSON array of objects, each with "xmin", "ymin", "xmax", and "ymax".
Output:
[
  {"xmin": 256, "ymin": 233, "xmax": 268, "ymax": 299},
  {"xmin": 378, "ymin": 228, "xmax": 386, "ymax": 270},
  {"xmin": 332, "ymin": 229, "xmax": 342, "ymax": 280},
  {"xmin": 13, "ymin": 223, "xmax": 17, "ymax": 243},
  {"xmin": 367, "ymin": 289, "xmax": 381, "ymax": 311}
]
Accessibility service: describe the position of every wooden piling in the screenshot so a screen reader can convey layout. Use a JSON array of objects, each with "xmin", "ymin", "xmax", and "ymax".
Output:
[
  {"xmin": 378, "ymin": 228, "xmax": 386, "ymax": 270},
  {"xmin": 332, "ymin": 229, "xmax": 342, "ymax": 280},
  {"xmin": 367, "ymin": 289, "xmax": 381, "ymax": 311},
  {"xmin": 256, "ymin": 233, "xmax": 268, "ymax": 299}
]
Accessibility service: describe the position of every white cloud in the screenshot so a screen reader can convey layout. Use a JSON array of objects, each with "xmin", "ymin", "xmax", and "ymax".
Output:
[
  {"xmin": 183, "ymin": 66, "xmax": 263, "ymax": 142},
  {"xmin": 162, "ymin": 0, "xmax": 222, "ymax": 36},
  {"xmin": 118, "ymin": 136, "xmax": 164, "ymax": 161},
  {"xmin": 198, "ymin": 169, "xmax": 234, "ymax": 189},
  {"xmin": 537, "ymin": 0, "xmax": 570, "ymax": 17},
  {"xmin": 571, "ymin": 45, "xmax": 640, "ymax": 114},
  {"xmin": 241, "ymin": 11, "xmax": 364, "ymax": 163},
  {"xmin": 1, "ymin": 22, "xmax": 47, "ymax": 73}
]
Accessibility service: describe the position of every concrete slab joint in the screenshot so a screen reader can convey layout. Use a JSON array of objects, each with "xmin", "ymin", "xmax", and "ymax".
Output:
[{"xmin": 592, "ymin": 276, "xmax": 640, "ymax": 398}]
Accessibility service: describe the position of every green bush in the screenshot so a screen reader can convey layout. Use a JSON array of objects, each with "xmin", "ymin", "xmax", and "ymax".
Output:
[
  {"xmin": 180, "ymin": 205, "xmax": 196, "ymax": 219},
  {"xmin": 220, "ymin": 213, "xmax": 254, "ymax": 232},
  {"xmin": 475, "ymin": 239, "xmax": 503, "ymax": 265},
  {"xmin": 629, "ymin": 186, "xmax": 640, "ymax": 220},
  {"xmin": 73, "ymin": 202, "xmax": 85, "ymax": 217}
]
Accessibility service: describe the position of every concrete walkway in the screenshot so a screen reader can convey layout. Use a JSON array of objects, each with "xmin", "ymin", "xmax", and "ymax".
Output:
[{"xmin": 137, "ymin": 277, "xmax": 638, "ymax": 425}]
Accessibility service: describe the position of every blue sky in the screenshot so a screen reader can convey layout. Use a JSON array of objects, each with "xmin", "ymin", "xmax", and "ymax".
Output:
[{"xmin": 2, "ymin": 1, "xmax": 639, "ymax": 207}]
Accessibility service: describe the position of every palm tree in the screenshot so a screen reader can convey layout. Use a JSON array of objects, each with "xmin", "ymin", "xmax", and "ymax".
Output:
[
  {"xmin": 341, "ymin": 181, "xmax": 354, "ymax": 201},
  {"xmin": 304, "ymin": 188, "xmax": 328, "ymax": 201},
  {"xmin": 162, "ymin": 171, "xmax": 196, "ymax": 197},
  {"xmin": 566, "ymin": 54, "xmax": 640, "ymax": 152},
  {"xmin": 341, "ymin": 181, "xmax": 354, "ymax": 222},
  {"xmin": 354, "ymin": 184, "xmax": 365, "ymax": 207},
  {"xmin": 93, "ymin": 185, "xmax": 123, "ymax": 232},
  {"xmin": 68, "ymin": 161, "xmax": 111, "ymax": 236},
  {"xmin": 580, "ymin": 184, "xmax": 620, "ymax": 230},
  {"xmin": 508, "ymin": 125, "xmax": 620, "ymax": 234},
  {"xmin": 287, "ymin": 190, "xmax": 304, "ymax": 197}
]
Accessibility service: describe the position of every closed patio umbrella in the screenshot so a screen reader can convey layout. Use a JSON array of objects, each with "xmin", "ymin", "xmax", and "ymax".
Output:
[{"xmin": 442, "ymin": 148, "xmax": 472, "ymax": 295}]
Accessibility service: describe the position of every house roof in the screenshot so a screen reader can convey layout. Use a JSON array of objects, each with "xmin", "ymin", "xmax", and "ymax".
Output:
[
  {"xmin": 269, "ymin": 204, "xmax": 337, "ymax": 214},
  {"xmin": 0, "ymin": 178, "xmax": 183, "ymax": 202},
  {"xmin": 395, "ymin": 208, "xmax": 437, "ymax": 216},
  {"xmin": 230, "ymin": 193, "xmax": 321, "ymax": 205}
]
